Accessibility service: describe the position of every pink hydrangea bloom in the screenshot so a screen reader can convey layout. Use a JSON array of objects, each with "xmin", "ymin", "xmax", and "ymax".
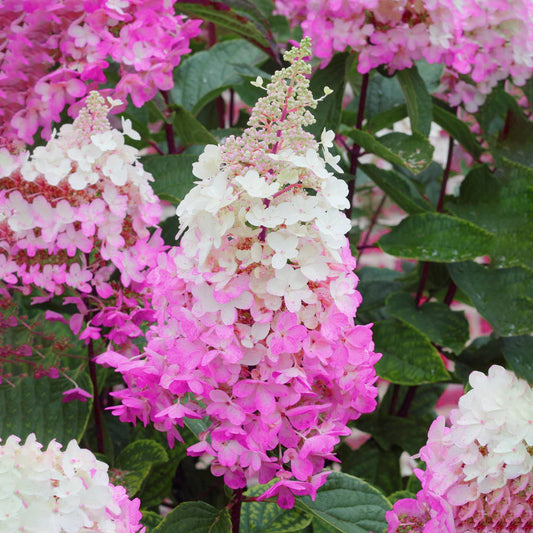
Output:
[
  {"xmin": 275, "ymin": 0, "xmax": 533, "ymax": 112},
  {"xmin": 0, "ymin": 433, "xmax": 145, "ymax": 532},
  {"xmin": 0, "ymin": 0, "xmax": 201, "ymax": 146},
  {"xmin": 387, "ymin": 365, "xmax": 533, "ymax": 532},
  {"xmin": 0, "ymin": 91, "xmax": 164, "ymax": 365},
  {"xmin": 99, "ymin": 38, "xmax": 381, "ymax": 507}
]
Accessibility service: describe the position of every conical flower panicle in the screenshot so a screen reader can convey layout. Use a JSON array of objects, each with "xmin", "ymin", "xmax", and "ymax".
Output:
[{"xmin": 100, "ymin": 39, "xmax": 381, "ymax": 508}]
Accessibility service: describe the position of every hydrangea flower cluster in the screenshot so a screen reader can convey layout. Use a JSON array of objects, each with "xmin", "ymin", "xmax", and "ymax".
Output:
[
  {"xmin": 0, "ymin": 0, "xmax": 201, "ymax": 146},
  {"xmin": 0, "ymin": 433, "xmax": 144, "ymax": 533},
  {"xmin": 439, "ymin": 0, "xmax": 533, "ymax": 112},
  {"xmin": 98, "ymin": 38, "xmax": 380, "ymax": 508},
  {"xmin": 274, "ymin": 0, "xmax": 458, "ymax": 73},
  {"xmin": 274, "ymin": 0, "xmax": 533, "ymax": 112},
  {"xmin": 0, "ymin": 91, "xmax": 164, "ymax": 350},
  {"xmin": 387, "ymin": 365, "xmax": 533, "ymax": 532}
]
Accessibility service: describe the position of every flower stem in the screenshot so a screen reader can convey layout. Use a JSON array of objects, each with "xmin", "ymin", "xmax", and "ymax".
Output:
[
  {"xmin": 229, "ymin": 488, "xmax": 244, "ymax": 533},
  {"xmin": 87, "ymin": 338, "xmax": 105, "ymax": 454},
  {"xmin": 345, "ymin": 72, "xmax": 370, "ymax": 220}
]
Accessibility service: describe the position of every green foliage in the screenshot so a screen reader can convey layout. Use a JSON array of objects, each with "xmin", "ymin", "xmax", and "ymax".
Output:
[
  {"xmin": 153, "ymin": 501, "xmax": 232, "ymax": 533},
  {"xmin": 0, "ymin": 374, "xmax": 92, "ymax": 444},
  {"xmin": 396, "ymin": 65, "xmax": 432, "ymax": 136},
  {"xmin": 296, "ymin": 472, "xmax": 391, "ymax": 533},
  {"xmin": 448, "ymin": 262, "xmax": 533, "ymax": 336},
  {"xmin": 115, "ymin": 439, "xmax": 169, "ymax": 496},
  {"xmin": 378, "ymin": 213, "xmax": 494, "ymax": 262},
  {"xmin": 171, "ymin": 39, "xmax": 268, "ymax": 115},
  {"xmin": 241, "ymin": 485, "xmax": 312, "ymax": 533},
  {"xmin": 373, "ymin": 319, "xmax": 450, "ymax": 385},
  {"xmin": 345, "ymin": 130, "xmax": 434, "ymax": 173},
  {"xmin": 141, "ymin": 154, "xmax": 198, "ymax": 205}
]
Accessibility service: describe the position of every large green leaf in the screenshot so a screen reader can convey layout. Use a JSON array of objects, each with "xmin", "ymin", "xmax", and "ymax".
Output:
[
  {"xmin": 308, "ymin": 53, "xmax": 350, "ymax": 138},
  {"xmin": 171, "ymin": 39, "xmax": 268, "ymax": 115},
  {"xmin": 296, "ymin": 472, "xmax": 391, "ymax": 533},
  {"xmin": 448, "ymin": 262, "xmax": 533, "ymax": 336},
  {"xmin": 447, "ymin": 162, "xmax": 533, "ymax": 269},
  {"xmin": 241, "ymin": 484, "xmax": 312, "ymax": 533},
  {"xmin": 396, "ymin": 66, "xmax": 432, "ymax": 136},
  {"xmin": 173, "ymin": 106, "xmax": 218, "ymax": 146},
  {"xmin": 346, "ymin": 130, "xmax": 434, "ymax": 174},
  {"xmin": 378, "ymin": 213, "xmax": 495, "ymax": 262},
  {"xmin": 154, "ymin": 502, "xmax": 231, "ymax": 533},
  {"xmin": 116, "ymin": 439, "xmax": 168, "ymax": 496},
  {"xmin": 373, "ymin": 319, "xmax": 450, "ymax": 385},
  {"xmin": 360, "ymin": 163, "xmax": 433, "ymax": 215},
  {"xmin": 385, "ymin": 292, "xmax": 470, "ymax": 353},
  {"xmin": 0, "ymin": 374, "xmax": 92, "ymax": 444},
  {"xmin": 141, "ymin": 154, "xmax": 198, "ymax": 205}
]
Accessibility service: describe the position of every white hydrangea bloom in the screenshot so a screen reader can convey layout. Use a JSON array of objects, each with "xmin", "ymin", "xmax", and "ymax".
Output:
[{"xmin": 0, "ymin": 434, "xmax": 136, "ymax": 533}]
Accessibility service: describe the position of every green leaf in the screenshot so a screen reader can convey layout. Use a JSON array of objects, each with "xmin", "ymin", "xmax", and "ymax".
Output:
[
  {"xmin": 173, "ymin": 106, "xmax": 218, "ymax": 146},
  {"xmin": 116, "ymin": 439, "xmax": 168, "ymax": 496},
  {"xmin": 373, "ymin": 319, "xmax": 450, "ymax": 385},
  {"xmin": 365, "ymin": 105, "xmax": 408, "ymax": 134},
  {"xmin": 346, "ymin": 130, "xmax": 434, "ymax": 174},
  {"xmin": 0, "ymin": 374, "xmax": 92, "ymax": 444},
  {"xmin": 154, "ymin": 501, "xmax": 231, "ymax": 533},
  {"xmin": 337, "ymin": 441, "xmax": 402, "ymax": 495},
  {"xmin": 141, "ymin": 154, "xmax": 197, "ymax": 205},
  {"xmin": 176, "ymin": 3, "xmax": 273, "ymax": 51},
  {"xmin": 388, "ymin": 491, "xmax": 417, "ymax": 505},
  {"xmin": 138, "ymin": 446, "xmax": 188, "ymax": 508},
  {"xmin": 501, "ymin": 336, "xmax": 533, "ymax": 383},
  {"xmin": 396, "ymin": 66, "xmax": 432, "ymax": 136},
  {"xmin": 385, "ymin": 292, "xmax": 470, "ymax": 353},
  {"xmin": 308, "ymin": 53, "xmax": 350, "ymax": 138},
  {"xmin": 448, "ymin": 262, "xmax": 533, "ymax": 336},
  {"xmin": 171, "ymin": 39, "xmax": 268, "ymax": 114},
  {"xmin": 454, "ymin": 336, "xmax": 506, "ymax": 383},
  {"xmin": 432, "ymin": 104, "xmax": 483, "ymax": 160},
  {"xmin": 296, "ymin": 471, "xmax": 391, "ymax": 533},
  {"xmin": 141, "ymin": 510, "xmax": 164, "ymax": 533},
  {"xmin": 241, "ymin": 484, "xmax": 312, "ymax": 533},
  {"xmin": 378, "ymin": 132, "xmax": 434, "ymax": 173},
  {"xmin": 184, "ymin": 415, "xmax": 211, "ymax": 439},
  {"xmin": 447, "ymin": 162, "xmax": 533, "ymax": 269},
  {"xmin": 416, "ymin": 59, "xmax": 444, "ymax": 94},
  {"xmin": 360, "ymin": 163, "xmax": 433, "ymax": 214},
  {"xmin": 365, "ymin": 74, "xmax": 405, "ymax": 119},
  {"xmin": 378, "ymin": 213, "xmax": 495, "ymax": 262}
]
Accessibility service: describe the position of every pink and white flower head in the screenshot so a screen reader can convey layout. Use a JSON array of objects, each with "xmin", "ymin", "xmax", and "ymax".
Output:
[
  {"xmin": 0, "ymin": 433, "xmax": 145, "ymax": 533},
  {"xmin": 98, "ymin": 38, "xmax": 381, "ymax": 507},
  {"xmin": 0, "ymin": 91, "xmax": 163, "ymax": 351},
  {"xmin": 387, "ymin": 365, "xmax": 533, "ymax": 532}
]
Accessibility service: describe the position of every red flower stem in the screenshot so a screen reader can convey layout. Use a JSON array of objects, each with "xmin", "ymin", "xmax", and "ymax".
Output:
[
  {"xmin": 161, "ymin": 90, "xmax": 177, "ymax": 154},
  {"xmin": 229, "ymin": 488, "xmax": 244, "ymax": 533},
  {"xmin": 345, "ymin": 72, "xmax": 370, "ymax": 220},
  {"xmin": 87, "ymin": 338, "xmax": 105, "ymax": 454}
]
